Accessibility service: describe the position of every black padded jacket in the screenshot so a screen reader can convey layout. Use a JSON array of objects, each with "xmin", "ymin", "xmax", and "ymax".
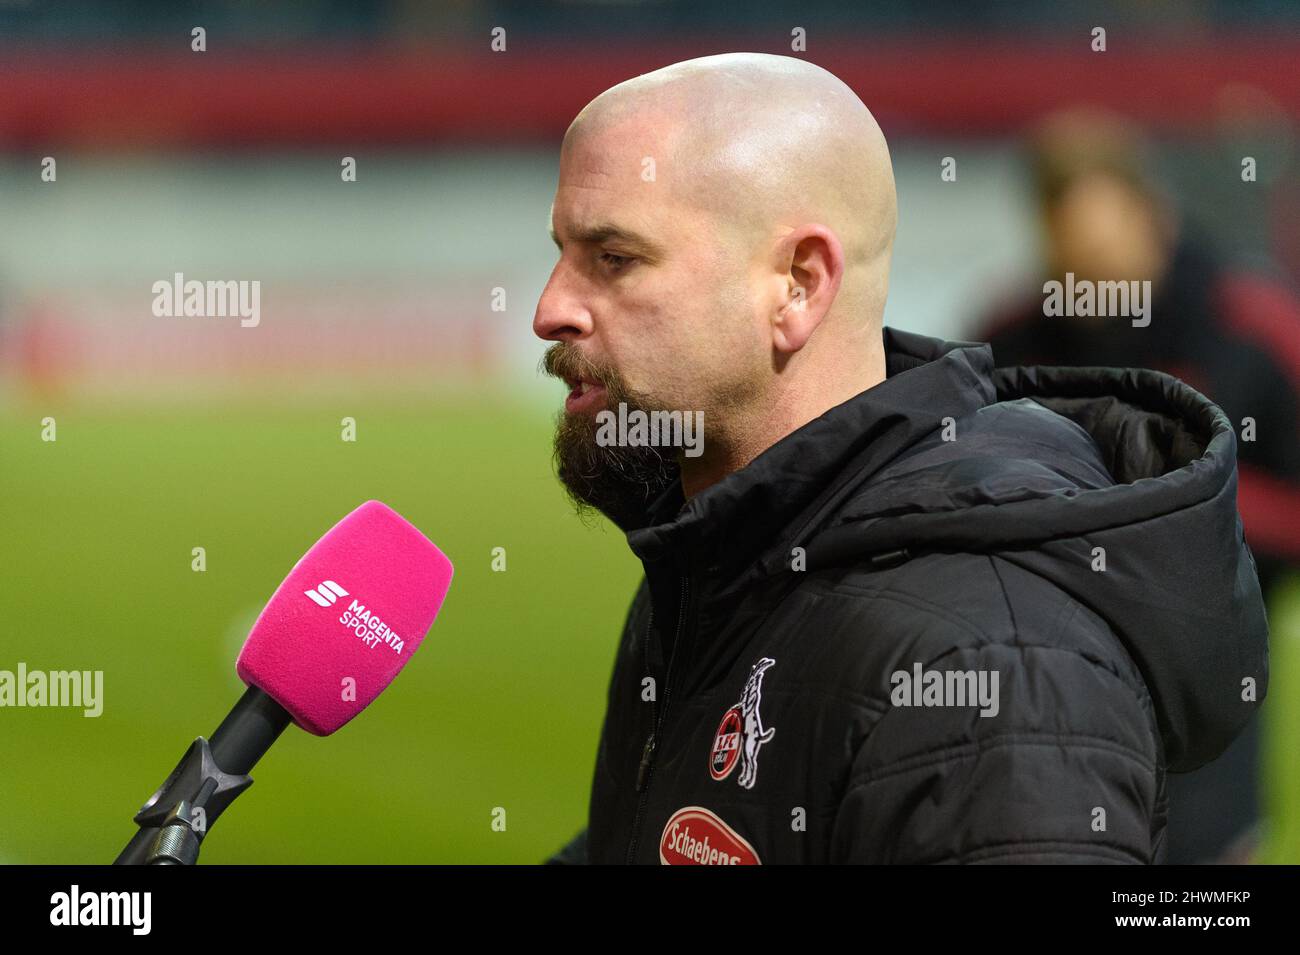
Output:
[{"xmin": 547, "ymin": 327, "xmax": 1269, "ymax": 864}]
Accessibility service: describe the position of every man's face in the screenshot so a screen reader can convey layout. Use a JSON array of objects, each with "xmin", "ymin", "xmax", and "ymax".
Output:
[{"xmin": 534, "ymin": 117, "xmax": 766, "ymax": 525}]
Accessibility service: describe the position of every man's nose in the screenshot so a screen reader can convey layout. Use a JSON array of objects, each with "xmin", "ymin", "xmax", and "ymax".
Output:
[{"xmin": 533, "ymin": 264, "xmax": 594, "ymax": 342}]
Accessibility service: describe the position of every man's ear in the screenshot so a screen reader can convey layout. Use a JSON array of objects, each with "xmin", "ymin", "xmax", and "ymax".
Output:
[{"xmin": 772, "ymin": 225, "xmax": 844, "ymax": 354}]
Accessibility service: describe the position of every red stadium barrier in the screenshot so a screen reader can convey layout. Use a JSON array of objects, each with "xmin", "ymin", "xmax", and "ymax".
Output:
[{"xmin": 1, "ymin": 37, "xmax": 1298, "ymax": 148}]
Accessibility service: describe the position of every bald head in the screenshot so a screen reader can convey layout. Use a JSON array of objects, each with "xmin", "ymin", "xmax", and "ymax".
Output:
[
  {"xmin": 536, "ymin": 53, "xmax": 897, "ymax": 503},
  {"xmin": 565, "ymin": 53, "xmax": 897, "ymax": 315}
]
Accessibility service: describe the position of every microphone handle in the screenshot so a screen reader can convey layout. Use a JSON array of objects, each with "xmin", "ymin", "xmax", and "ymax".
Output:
[
  {"xmin": 115, "ymin": 685, "xmax": 293, "ymax": 864},
  {"xmin": 211, "ymin": 684, "xmax": 295, "ymax": 771}
]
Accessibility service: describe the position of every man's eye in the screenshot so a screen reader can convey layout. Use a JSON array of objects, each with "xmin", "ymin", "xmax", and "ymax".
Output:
[{"xmin": 599, "ymin": 251, "xmax": 632, "ymax": 271}]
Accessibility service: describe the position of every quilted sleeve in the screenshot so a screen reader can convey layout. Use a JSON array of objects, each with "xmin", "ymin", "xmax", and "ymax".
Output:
[{"xmin": 829, "ymin": 635, "xmax": 1163, "ymax": 864}]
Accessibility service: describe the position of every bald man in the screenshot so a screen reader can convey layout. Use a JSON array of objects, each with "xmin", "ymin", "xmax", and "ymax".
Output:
[{"xmin": 535, "ymin": 54, "xmax": 1267, "ymax": 864}]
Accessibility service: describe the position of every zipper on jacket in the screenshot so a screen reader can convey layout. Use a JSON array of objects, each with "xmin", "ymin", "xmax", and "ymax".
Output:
[
  {"xmin": 632, "ymin": 601, "xmax": 658, "ymax": 793},
  {"xmin": 625, "ymin": 574, "xmax": 691, "ymax": 864}
]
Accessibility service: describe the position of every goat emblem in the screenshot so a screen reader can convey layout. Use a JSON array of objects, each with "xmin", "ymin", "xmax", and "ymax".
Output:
[{"xmin": 709, "ymin": 657, "xmax": 776, "ymax": 789}]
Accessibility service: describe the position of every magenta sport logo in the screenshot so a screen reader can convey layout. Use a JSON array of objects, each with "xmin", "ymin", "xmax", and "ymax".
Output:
[{"xmin": 304, "ymin": 580, "xmax": 349, "ymax": 607}]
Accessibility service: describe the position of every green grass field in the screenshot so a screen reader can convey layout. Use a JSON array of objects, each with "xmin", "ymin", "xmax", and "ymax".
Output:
[
  {"xmin": 1, "ymin": 397, "xmax": 1296, "ymax": 863},
  {"xmin": 0, "ymin": 397, "xmax": 641, "ymax": 863}
]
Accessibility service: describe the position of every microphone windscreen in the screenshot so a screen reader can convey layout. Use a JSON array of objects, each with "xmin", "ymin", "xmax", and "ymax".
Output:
[{"xmin": 236, "ymin": 500, "xmax": 453, "ymax": 735}]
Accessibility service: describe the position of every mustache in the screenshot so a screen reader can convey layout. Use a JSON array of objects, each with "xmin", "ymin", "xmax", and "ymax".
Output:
[{"xmin": 541, "ymin": 342, "xmax": 616, "ymax": 389}]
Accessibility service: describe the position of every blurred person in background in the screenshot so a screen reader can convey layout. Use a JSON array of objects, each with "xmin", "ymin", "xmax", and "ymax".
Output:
[{"xmin": 975, "ymin": 109, "xmax": 1300, "ymax": 863}]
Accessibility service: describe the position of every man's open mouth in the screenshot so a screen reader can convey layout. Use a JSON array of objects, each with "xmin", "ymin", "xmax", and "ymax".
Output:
[{"xmin": 563, "ymin": 376, "xmax": 608, "ymax": 414}]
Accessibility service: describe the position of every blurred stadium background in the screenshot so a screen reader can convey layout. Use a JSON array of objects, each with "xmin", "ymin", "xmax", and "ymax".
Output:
[{"xmin": 0, "ymin": 1, "xmax": 1296, "ymax": 863}]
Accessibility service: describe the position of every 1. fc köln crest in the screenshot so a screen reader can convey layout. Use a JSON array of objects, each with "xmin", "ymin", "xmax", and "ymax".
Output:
[{"xmin": 709, "ymin": 657, "xmax": 776, "ymax": 789}]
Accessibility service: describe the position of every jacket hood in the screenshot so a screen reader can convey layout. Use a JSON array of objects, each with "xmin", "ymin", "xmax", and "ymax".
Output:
[{"xmin": 625, "ymin": 327, "xmax": 1268, "ymax": 772}]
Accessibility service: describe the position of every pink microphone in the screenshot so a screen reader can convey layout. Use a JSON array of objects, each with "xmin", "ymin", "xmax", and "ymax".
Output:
[
  {"xmin": 115, "ymin": 500, "xmax": 454, "ymax": 864},
  {"xmin": 237, "ymin": 499, "xmax": 453, "ymax": 736}
]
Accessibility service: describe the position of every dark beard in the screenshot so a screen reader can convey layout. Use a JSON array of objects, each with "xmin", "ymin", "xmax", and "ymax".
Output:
[
  {"xmin": 543, "ymin": 344, "xmax": 681, "ymax": 530},
  {"xmin": 552, "ymin": 402, "xmax": 680, "ymax": 530}
]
